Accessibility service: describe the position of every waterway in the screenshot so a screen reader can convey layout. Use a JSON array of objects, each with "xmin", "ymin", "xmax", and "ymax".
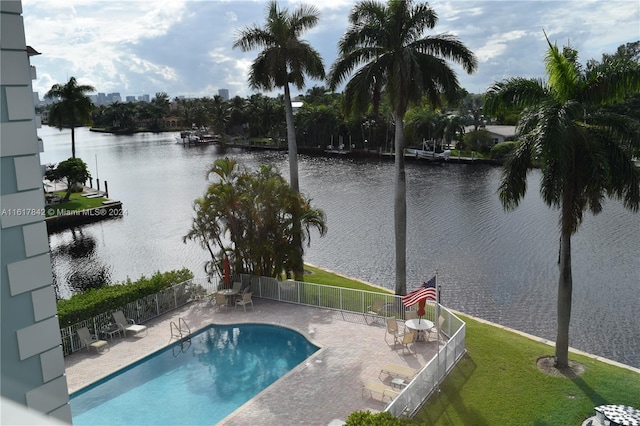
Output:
[{"xmin": 40, "ymin": 126, "xmax": 640, "ymax": 368}]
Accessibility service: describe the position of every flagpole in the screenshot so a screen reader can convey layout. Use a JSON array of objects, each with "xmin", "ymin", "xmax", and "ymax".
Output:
[{"xmin": 435, "ymin": 268, "xmax": 440, "ymax": 392}]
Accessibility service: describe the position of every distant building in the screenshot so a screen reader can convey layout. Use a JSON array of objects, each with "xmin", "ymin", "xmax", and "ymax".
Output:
[
  {"xmin": 464, "ymin": 125, "xmax": 516, "ymax": 145},
  {"xmin": 138, "ymin": 94, "xmax": 150, "ymax": 102},
  {"xmin": 218, "ymin": 88, "xmax": 229, "ymax": 101},
  {"xmin": 125, "ymin": 95, "xmax": 136, "ymax": 102},
  {"xmin": 107, "ymin": 92, "xmax": 121, "ymax": 103}
]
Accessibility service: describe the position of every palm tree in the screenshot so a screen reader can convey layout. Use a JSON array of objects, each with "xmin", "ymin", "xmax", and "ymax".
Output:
[
  {"xmin": 45, "ymin": 77, "xmax": 95, "ymax": 158},
  {"xmin": 327, "ymin": 0, "xmax": 476, "ymax": 295},
  {"xmin": 232, "ymin": 0, "xmax": 325, "ymax": 193},
  {"xmin": 233, "ymin": 1, "xmax": 325, "ymax": 279},
  {"xmin": 484, "ymin": 35, "xmax": 640, "ymax": 368}
]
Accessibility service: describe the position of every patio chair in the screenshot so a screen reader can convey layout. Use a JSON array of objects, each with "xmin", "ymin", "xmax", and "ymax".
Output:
[
  {"xmin": 365, "ymin": 299, "xmax": 385, "ymax": 324},
  {"xmin": 397, "ymin": 332, "xmax": 416, "ymax": 355},
  {"xmin": 385, "ymin": 317, "xmax": 402, "ymax": 345},
  {"xmin": 379, "ymin": 363, "xmax": 418, "ymax": 380},
  {"xmin": 362, "ymin": 381, "xmax": 399, "ymax": 402},
  {"xmin": 213, "ymin": 293, "xmax": 229, "ymax": 310},
  {"xmin": 405, "ymin": 310, "xmax": 418, "ymax": 321},
  {"xmin": 426, "ymin": 316, "xmax": 444, "ymax": 342},
  {"xmin": 235, "ymin": 292, "xmax": 254, "ymax": 312},
  {"xmin": 77, "ymin": 327, "xmax": 109, "ymax": 353},
  {"xmin": 112, "ymin": 311, "xmax": 148, "ymax": 337},
  {"xmin": 231, "ymin": 281, "xmax": 242, "ymax": 294}
]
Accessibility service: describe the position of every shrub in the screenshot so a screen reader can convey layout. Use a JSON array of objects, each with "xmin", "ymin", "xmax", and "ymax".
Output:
[
  {"xmin": 345, "ymin": 411, "xmax": 416, "ymax": 425},
  {"xmin": 56, "ymin": 268, "xmax": 193, "ymax": 326},
  {"xmin": 490, "ymin": 141, "xmax": 518, "ymax": 160}
]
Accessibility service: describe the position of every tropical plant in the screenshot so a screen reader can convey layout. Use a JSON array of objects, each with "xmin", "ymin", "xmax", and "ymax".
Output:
[
  {"xmin": 45, "ymin": 77, "xmax": 96, "ymax": 158},
  {"xmin": 233, "ymin": 0, "xmax": 326, "ymax": 279},
  {"xmin": 327, "ymin": 0, "xmax": 477, "ymax": 294},
  {"xmin": 184, "ymin": 158, "xmax": 327, "ymax": 280},
  {"xmin": 484, "ymin": 35, "xmax": 640, "ymax": 368},
  {"xmin": 44, "ymin": 157, "xmax": 92, "ymax": 201}
]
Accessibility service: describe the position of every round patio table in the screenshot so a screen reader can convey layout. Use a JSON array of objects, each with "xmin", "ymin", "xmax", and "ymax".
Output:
[
  {"xmin": 218, "ymin": 288, "xmax": 239, "ymax": 306},
  {"xmin": 404, "ymin": 319, "xmax": 434, "ymax": 342},
  {"xmin": 595, "ymin": 405, "xmax": 640, "ymax": 426}
]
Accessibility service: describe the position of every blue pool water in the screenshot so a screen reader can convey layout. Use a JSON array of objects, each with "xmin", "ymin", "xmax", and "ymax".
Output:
[{"xmin": 71, "ymin": 324, "xmax": 319, "ymax": 425}]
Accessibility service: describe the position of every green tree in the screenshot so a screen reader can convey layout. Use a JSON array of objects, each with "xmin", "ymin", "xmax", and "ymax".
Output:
[
  {"xmin": 233, "ymin": 1, "xmax": 326, "ymax": 279},
  {"xmin": 45, "ymin": 157, "xmax": 92, "ymax": 201},
  {"xmin": 184, "ymin": 158, "xmax": 327, "ymax": 280},
  {"xmin": 327, "ymin": 0, "xmax": 477, "ymax": 295},
  {"xmin": 484, "ymin": 35, "xmax": 640, "ymax": 368},
  {"xmin": 45, "ymin": 77, "xmax": 96, "ymax": 158}
]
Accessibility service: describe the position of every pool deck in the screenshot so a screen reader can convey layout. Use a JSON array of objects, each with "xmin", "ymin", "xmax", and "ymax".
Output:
[{"xmin": 64, "ymin": 298, "xmax": 443, "ymax": 425}]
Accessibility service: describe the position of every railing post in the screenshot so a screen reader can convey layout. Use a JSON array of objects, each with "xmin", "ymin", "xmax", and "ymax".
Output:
[
  {"xmin": 340, "ymin": 288, "xmax": 343, "ymax": 311},
  {"xmin": 156, "ymin": 293, "xmax": 160, "ymax": 316},
  {"xmin": 173, "ymin": 286, "xmax": 177, "ymax": 308}
]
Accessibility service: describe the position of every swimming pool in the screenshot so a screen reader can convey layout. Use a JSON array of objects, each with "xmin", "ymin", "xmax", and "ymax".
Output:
[{"xmin": 70, "ymin": 324, "xmax": 319, "ymax": 425}]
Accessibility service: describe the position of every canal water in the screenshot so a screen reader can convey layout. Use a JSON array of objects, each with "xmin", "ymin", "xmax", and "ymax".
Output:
[{"xmin": 40, "ymin": 126, "xmax": 640, "ymax": 368}]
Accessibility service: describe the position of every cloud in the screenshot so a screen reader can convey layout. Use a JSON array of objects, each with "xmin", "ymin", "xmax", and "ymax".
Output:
[{"xmin": 24, "ymin": 0, "xmax": 640, "ymax": 99}]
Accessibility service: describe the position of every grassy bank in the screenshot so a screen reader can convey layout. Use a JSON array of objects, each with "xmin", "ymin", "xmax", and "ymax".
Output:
[
  {"xmin": 306, "ymin": 265, "xmax": 640, "ymax": 424},
  {"xmin": 46, "ymin": 192, "xmax": 108, "ymax": 217},
  {"xmin": 416, "ymin": 313, "xmax": 640, "ymax": 424}
]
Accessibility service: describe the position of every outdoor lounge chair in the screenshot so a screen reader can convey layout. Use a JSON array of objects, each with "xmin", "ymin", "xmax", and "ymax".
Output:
[
  {"xmin": 362, "ymin": 381, "xmax": 399, "ymax": 402},
  {"xmin": 235, "ymin": 291, "xmax": 254, "ymax": 312},
  {"xmin": 112, "ymin": 311, "xmax": 148, "ymax": 337},
  {"xmin": 379, "ymin": 363, "xmax": 418, "ymax": 380},
  {"xmin": 77, "ymin": 327, "xmax": 109, "ymax": 353}
]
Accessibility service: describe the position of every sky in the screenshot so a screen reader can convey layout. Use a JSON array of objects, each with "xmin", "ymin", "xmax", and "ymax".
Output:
[{"xmin": 23, "ymin": 0, "xmax": 640, "ymax": 101}]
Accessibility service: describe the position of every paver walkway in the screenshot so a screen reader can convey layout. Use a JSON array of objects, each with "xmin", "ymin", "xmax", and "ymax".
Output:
[{"xmin": 65, "ymin": 298, "xmax": 442, "ymax": 425}]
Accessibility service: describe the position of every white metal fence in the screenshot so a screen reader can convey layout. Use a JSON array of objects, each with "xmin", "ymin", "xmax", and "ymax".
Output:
[
  {"xmin": 59, "ymin": 278, "xmax": 213, "ymax": 355},
  {"xmin": 60, "ymin": 273, "xmax": 465, "ymax": 418}
]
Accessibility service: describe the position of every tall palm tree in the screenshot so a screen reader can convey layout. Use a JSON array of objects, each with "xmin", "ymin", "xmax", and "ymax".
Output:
[
  {"xmin": 45, "ymin": 77, "xmax": 95, "ymax": 158},
  {"xmin": 484, "ymin": 36, "xmax": 640, "ymax": 368},
  {"xmin": 233, "ymin": 1, "xmax": 325, "ymax": 279},
  {"xmin": 327, "ymin": 0, "xmax": 476, "ymax": 295},
  {"xmin": 232, "ymin": 0, "xmax": 325, "ymax": 193}
]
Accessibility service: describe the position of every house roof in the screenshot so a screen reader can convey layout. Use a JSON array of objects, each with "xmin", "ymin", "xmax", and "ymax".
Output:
[{"xmin": 465, "ymin": 125, "xmax": 516, "ymax": 137}]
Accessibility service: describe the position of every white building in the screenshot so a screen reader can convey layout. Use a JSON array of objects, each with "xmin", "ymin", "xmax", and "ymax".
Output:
[{"xmin": 1, "ymin": 1, "xmax": 72, "ymax": 423}]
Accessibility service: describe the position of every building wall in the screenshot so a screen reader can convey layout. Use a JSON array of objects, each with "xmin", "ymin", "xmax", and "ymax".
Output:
[{"xmin": 0, "ymin": 1, "xmax": 72, "ymax": 423}]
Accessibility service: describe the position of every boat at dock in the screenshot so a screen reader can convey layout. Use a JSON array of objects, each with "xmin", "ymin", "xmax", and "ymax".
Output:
[
  {"xmin": 405, "ymin": 140, "xmax": 451, "ymax": 161},
  {"xmin": 176, "ymin": 130, "xmax": 220, "ymax": 146}
]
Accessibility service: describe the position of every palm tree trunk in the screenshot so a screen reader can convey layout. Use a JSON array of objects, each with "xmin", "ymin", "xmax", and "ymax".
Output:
[
  {"xmin": 71, "ymin": 127, "xmax": 76, "ymax": 158},
  {"xmin": 283, "ymin": 84, "xmax": 299, "ymax": 193},
  {"xmin": 555, "ymin": 228, "xmax": 573, "ymax": 368},
  {"xmin": 393, "ymin": 114, "xmax": 407, "ymax": 295},
  {"xmin": 283, "ymin": 83, "xmax": 304, "ymax": 280}
]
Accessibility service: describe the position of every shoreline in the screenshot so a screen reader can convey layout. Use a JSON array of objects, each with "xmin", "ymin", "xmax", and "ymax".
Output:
[{"xmin": 307, "ymin": 262, "xmax": 640, "ymax": 373}]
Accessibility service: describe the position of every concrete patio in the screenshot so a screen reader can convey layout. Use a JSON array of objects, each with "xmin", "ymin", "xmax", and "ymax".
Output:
[{"xmin": 64, "ymin": 298, "xmax": 443, "ymax": 425}]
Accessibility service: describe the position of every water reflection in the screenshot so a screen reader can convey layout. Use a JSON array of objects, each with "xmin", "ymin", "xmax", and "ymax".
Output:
[{"xmin": 50, "ymin": 227, "xmax": 112, "ymax": 297}]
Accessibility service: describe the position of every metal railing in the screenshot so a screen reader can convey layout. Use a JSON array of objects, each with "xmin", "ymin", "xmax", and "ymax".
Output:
[
  {"xmin": 59, "ymin": 278, "xmax": 216, "ymax": 355},
  {"xmin": 232, "ymin": 273, "xmax": 466, "ymax": 418},
  {"xmin": 59, "ymin": 272, "xmax": 465, "ymax": 419}
]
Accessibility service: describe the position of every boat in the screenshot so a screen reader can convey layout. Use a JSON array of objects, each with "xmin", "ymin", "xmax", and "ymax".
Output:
[
  {"xmin": 176, "ymin": 130, "xmax": 220, "ymax": 145},
  {"xmin": 405, "ymin": 140, "xmax": 451, "ymax": 161}
]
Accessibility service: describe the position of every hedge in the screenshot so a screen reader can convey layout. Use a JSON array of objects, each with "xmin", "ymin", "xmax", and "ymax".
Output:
[
  {"xmin": 57, "ymin": 268, "xmax": 194, "ymax": 327},
  {"xmin": 490, "ymin": 141, "xmax": 518, "ymax": 160}
]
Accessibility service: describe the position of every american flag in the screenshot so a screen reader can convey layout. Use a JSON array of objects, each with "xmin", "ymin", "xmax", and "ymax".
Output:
[{"xmin": 402, "ymin": 276, "xmax": 437, "ymax": 307}]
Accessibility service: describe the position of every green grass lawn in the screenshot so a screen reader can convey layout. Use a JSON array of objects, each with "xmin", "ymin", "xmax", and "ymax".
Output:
[
  {"xmin": 306, "ymin": 265, "xmax": 640, "ymax": 424},
  {"xmin": 414, "ymin": 314, "xmax": 640, "ymax": 425},
  {"xmin": 304, "ymin": 264, "xmax": 392, "ymax": 293},
  {"xmin": 46, "ymin": 192, "xmax": 108, "ymax": 217}
]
